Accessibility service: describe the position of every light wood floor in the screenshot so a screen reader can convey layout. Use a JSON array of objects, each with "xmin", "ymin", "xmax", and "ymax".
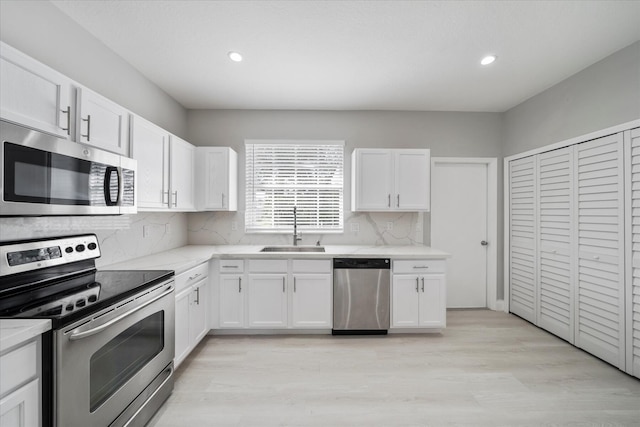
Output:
[{"xmin": 148, "ymin": 310, "xmax": 640, "ymax": 426}]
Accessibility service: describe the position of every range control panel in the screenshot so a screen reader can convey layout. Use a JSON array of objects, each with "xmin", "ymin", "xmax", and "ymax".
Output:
[{"xmin": 0, "ymin": 234, "xmax": 101, "ymax": 276}]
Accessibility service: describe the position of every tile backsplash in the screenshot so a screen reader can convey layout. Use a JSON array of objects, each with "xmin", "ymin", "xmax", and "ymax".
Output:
[
  {"xmin": 188, "ymin": 211, "xmax": 424, "ymax": 246},
  {"xmin": 0, "ymin": 212, "xmax": 188, "ymax": 267}
]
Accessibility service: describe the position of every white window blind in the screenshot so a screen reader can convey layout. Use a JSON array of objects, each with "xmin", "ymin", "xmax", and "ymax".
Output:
[{"xmin": 245, "ymin": 140, "xmax": 344, "ymax": 233}]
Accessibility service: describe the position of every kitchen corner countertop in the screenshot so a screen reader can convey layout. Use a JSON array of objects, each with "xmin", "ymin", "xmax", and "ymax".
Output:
[
  {"xmin": 101, "ymin": 245, "xmax": 450, "ymax": 276},
  {"xmin": 0, "ymin": 319, "xmax": 51, "ymax": 351}
]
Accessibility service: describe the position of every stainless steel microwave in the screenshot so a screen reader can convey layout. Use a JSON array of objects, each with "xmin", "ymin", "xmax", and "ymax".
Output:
[{"xmin": 1, "ymin": 120, "xmax": 136, "ymax": 216}]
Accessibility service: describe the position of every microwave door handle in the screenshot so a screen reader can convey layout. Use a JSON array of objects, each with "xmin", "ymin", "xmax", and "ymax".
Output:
[{"xmin": 104, "ymin": 166, "xmax": 120, "ymax": 206}]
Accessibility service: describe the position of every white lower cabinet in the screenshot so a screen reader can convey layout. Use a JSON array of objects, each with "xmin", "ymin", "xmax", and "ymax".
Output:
[
  {"xmin": 218, "ymin": 259, "xmax": 332, "ymax": 330},
  {"xmin": 291, "ymin": 274, "xmax": 332, "ymax": 328},
  {"xmin": 391, "ymin": 260, "xmax": 446, "ymax": 329},
  {"xmin": 248, "ymin": 274, "xmax": 288, "ymax": 328},
  {"xmin": 0, "ymin": 338, "xmax": 41, "ymax": 427},
  {"xmin": 174, "ymin": 262, "xmax": 210, "ymax": 369}
]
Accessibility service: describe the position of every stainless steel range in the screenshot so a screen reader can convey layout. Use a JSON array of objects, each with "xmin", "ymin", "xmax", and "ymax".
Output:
[{"xmin": 0, "ymin": 234, "xmax": 175, "ymax": 427}]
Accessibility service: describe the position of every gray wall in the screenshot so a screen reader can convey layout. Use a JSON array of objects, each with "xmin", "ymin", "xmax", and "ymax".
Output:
[
  {"xmin": 0, "ymin": 0, "xmax": 188, "ymax": 137},
  {"xmin": 503, "ymin": 41, "xmax": 640, "ymax": 156}
]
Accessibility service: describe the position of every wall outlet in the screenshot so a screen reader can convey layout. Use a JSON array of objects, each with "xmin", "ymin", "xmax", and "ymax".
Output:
[
  {"xmin": 231, "ymin": 221, "xmax": 238, "ymax": 231},
  {"xmin": 350, "ymin": 222, "xmax": 359, "ymax": 232},
  {"xmin": 386, "ymin": 222, "xmax": 393, "ymax": 231}
]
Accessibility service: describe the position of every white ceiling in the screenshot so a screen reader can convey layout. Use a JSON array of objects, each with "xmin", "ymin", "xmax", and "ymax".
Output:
[{"xmin": 51, "ymin": 0, "xmax": 640, "ymax": 112}]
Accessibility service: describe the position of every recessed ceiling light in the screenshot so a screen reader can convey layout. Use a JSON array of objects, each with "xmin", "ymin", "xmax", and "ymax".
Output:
[
  {"xmin": 480, "ymin": 55, "xmax": 497, "ymax": 66},
  {"xmin": 228, "ymin": 51, "xmax": 243, "ymax": 62}
]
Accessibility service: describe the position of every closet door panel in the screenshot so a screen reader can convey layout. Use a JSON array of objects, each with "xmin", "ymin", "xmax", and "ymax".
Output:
[
  {"xmin": 537, "ymin": 147, "xmax": 573, "ymax": 342},
  {"xmin": 627, "ymin": 128, "xmax": 640, "ymax": 378},
  {"xmin": 575, "ymin": 133, "xmax": 625, "ymax": 369},
  {"xmin": 509, "ymin": 156, "xmax": 537, "ymax": 324}
]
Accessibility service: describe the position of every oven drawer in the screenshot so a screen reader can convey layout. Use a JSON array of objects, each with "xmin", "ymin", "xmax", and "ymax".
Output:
[{"xmin": 175, "ymin": 262, "xmax": 209, "ymax": 293}]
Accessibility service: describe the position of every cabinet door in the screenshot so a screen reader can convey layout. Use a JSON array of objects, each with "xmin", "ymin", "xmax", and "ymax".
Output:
[
  {"xmin": 575, "ymin": 133, "xmax": 625, "ymax": 369},
  {"xmin": 391, "ymin": 275, "xmax": 420, "ymax": 327},
  {"xmin": 76, "ymin": 87, "xmax": 129, "ymax": 156},
  {"xmin": 190, "ymin": 280, "xmax": 209, "ymax": 345},
  {"xmin": 509, "ymin": 155, "xmax": 537, "ymax": 324},
  {"xmin": 291, "ymin": 274, "xmax": 332, "ymax": 328},
  {"xmin": 627, "ymin": 127, "xmax": 640, "ymax": 379},
  {"xmin": 131, "ymin": 116, "xmax": 170, "ymax": 209},
  {"xmin": 537, "ymin": 146, "xmax": 574, "ymax": 343},
  {"xmin": 1, "ymin": 42, "xmax": 72, "ymax": 139},
  {"xmin": 248, "ymin": 274, "xmax": 288, "ymax": 328},
  {"xmin": 174, "ymin": 287, "xmax": 191, "ymax": 368},
  {"xmin": 394, "ymin": 150, "xmax": 430, "ymax": 211},
  {"xmin": 418, "ymin": 275, "xmax": 446, "ymax": 328},
  {"xmin": 353, "ymin": 149, "xmax": 392, "ymax": 210},
  {"xmin": 170, "ymin": 136, "xmax": 195, "ymax": 211},
  {"xmin": 0, "ymin": 378, "xmax": 39, "ymax": 427},
  {"xmin": 219, "ymin": 275, "xmax": 244, "ymax": 328},
  {"xmin": 198, "ymin": 148, "xmax": 227, "ymax": 210}
]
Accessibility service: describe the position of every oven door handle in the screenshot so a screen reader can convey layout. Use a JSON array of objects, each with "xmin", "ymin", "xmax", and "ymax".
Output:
[{"xmin": 68, "ymin": 285, "xmax": 174, "ymax": 341}]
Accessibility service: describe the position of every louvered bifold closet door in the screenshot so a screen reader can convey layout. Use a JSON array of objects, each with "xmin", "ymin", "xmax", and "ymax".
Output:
[
  {"xmin": 509, "ymin": 156, "xmax": 537, "ymax": 324},
  {"xmin": 537, "ymin": 147, "xmax": 574, "ymax": 343},
  {"xmin": 627, "ymin": 128, "xmax": 640, "ymax": 379},
  {"xmin": 575, "ymin": 133, "xmax": 625, "ymax": 369}
]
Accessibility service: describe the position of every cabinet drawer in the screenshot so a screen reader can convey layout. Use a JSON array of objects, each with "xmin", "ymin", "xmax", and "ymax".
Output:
[
  {"xmin": 248, "ymin": 259, "xmax": 288, "ymax": 273},
  {"xmin": 0, "ymin": 340, "xmax": 37, "ymax": 396},
  {"xmin": 175, "ymin": 262, "xmax": 209, "ymax": 293},
  {"xmin": 219, "ymin": 259, "xmax": 244, "ymax": 273},
  {"xmin": 292, "ymin": 259, "xmax": 331, "ymax": 273},
  {"xmin": 392, "ymin": 260, "xmax": 446, "ymax": 274}
]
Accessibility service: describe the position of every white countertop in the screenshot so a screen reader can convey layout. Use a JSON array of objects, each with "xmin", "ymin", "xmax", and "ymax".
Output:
[
  {"xmin": 102, "ymin": 245, "xmax": 449, "ymax": 275},
  {"xmin": 0, "ymin": 319, "xmax": 51, "ymax": 351}
]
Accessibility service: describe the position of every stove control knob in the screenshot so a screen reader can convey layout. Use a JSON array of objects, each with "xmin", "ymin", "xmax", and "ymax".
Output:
[
  {"xmin": 76, "ymin": 299, "xmax": 86, "ymax": 308},
  {"xmin": 75, "ymin": 244, "xmax": 85, "ymax": 252},
  {"xmin": 88, "ymin": 295, "xmax": 97, "ymax": 303},
  {"xmin": 65, "ymin": 247, "xmax": 74, "ymax": 254},
  {"xmin": 87, "ymin": 242, "xmax": 97, "ymax": 250},
  {"xmin": 65, "ymin": 304, "xmax": 74, "ymax": 312}
]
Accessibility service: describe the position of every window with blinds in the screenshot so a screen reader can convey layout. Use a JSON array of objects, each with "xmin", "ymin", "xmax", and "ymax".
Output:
[{"xmin": 245, "ymin": 140, "xmax": 344, "ymax": 233}]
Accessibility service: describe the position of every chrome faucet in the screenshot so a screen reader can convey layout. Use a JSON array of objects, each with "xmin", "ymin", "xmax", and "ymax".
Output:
[{"xmin": 292, "ymin": 206, "xmax": 302, "ymax": 246}]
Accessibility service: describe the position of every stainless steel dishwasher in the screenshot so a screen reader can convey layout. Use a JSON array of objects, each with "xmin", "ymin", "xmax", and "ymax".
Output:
[{"xmin": 332, "ymin": 258, "xmax": 391, "ymax": 335}]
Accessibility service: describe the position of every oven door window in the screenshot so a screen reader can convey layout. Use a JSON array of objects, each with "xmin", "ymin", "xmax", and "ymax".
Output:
[
  {"xmin": 90, "ymin": 312, "xmax": 164, "ymax": 412},
  {"xmin": 4, "ymin": 142, "xmax": 114, "ymax": 206}
]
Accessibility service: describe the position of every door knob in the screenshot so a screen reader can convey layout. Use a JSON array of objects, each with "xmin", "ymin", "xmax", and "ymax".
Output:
[{"xmin": 481, "ymin": 241, "xmax": 488, "ymax": 246}]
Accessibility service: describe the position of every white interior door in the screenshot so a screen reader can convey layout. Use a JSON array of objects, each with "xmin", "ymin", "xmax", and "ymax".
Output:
[{"xmin": 432, "ymin": 161, "xmax": 488, "ymax": 308}]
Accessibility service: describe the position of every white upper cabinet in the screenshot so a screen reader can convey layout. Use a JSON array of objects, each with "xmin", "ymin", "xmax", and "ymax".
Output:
[
  {"xmin": 169, "ymin": 135, "xmax": 195, "ymax": 211},
  {"xmin": 195, "ymin": 147, "xmax": 238, "ymax": 211},
  {"xmin": 131, "ymin": 115, "xmax": 195, "ymax": 211},
  {"xmin": 352, "ymin": 148, "xmax": 430, "ymax": 211},
  {"xmin": 76, "ymin": 87, "xmax": 130, "ymax": 156},
  {"xmin": 0, "ymin": 42, "xmax": 73, "ymax": 139},
  {"xmin": 131, "ymin": 115, "xmax": 170, "ymax": 209}
]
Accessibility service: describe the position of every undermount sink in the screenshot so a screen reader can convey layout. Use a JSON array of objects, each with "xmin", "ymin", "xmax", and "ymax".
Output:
[{"xmin": 260, "ymin": 246, "xmax": 326, "ymax": 253}]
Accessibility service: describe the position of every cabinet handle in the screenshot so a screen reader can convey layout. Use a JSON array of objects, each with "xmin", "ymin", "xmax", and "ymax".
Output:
[
  {"xmin": 221, "ymin": 193, "xmax": 225, "ymax": 207},
  {"xmin": 593, "ymin": 255, "xmax": 600, "ymax": 260},
  {"xmin": 388, "ymin": 194, "xmax": 391, "ymax": 207},
  {"xmin": 413, "ymin": 266, "xmax": 429, "ymax": 269},
  {"xmin": 283, "ymin": 277, "xmax": 286, "ymax": 293},
  {"xmin": 163, "ymin": 191, "xmax": 170, "ymax": 206},
  {"xmin": 397, "ymin": 194, "xmax": 400, "ymax": 207},
  {"xmin": 81, "ymin": 115, "xmax": 91, "ymax": 141},
  {"xmin": 238, "ymin": 277, "xmax": 242, "ymax": 292},
  {"xmin": 189, "ymin": 273, "xmax": 201, "ymax": 281},
  {"xmin": 421, "ymin": 277, "xmax": 425, "ymax": 292},
  {"xmin": 222, "ymin": 265, "xmax": 238, "ymax": 269},
  {"xmin": 195, "ymin": 286, "xmax": 200, "ymax": 304},
  {"xmin": 416, "ymin": 277, "xmax": 419, "ymax": 293},
  {"xmin": 173, "ymin": 191, "xmax": 178, "ymax": 207},
  {"xmin": 61, "ymin": 106, "xmax": 71, "ymax": 135},
  {"xmin": 294, "ymin": 277, "xmax": 296, "ymax": 293}
]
